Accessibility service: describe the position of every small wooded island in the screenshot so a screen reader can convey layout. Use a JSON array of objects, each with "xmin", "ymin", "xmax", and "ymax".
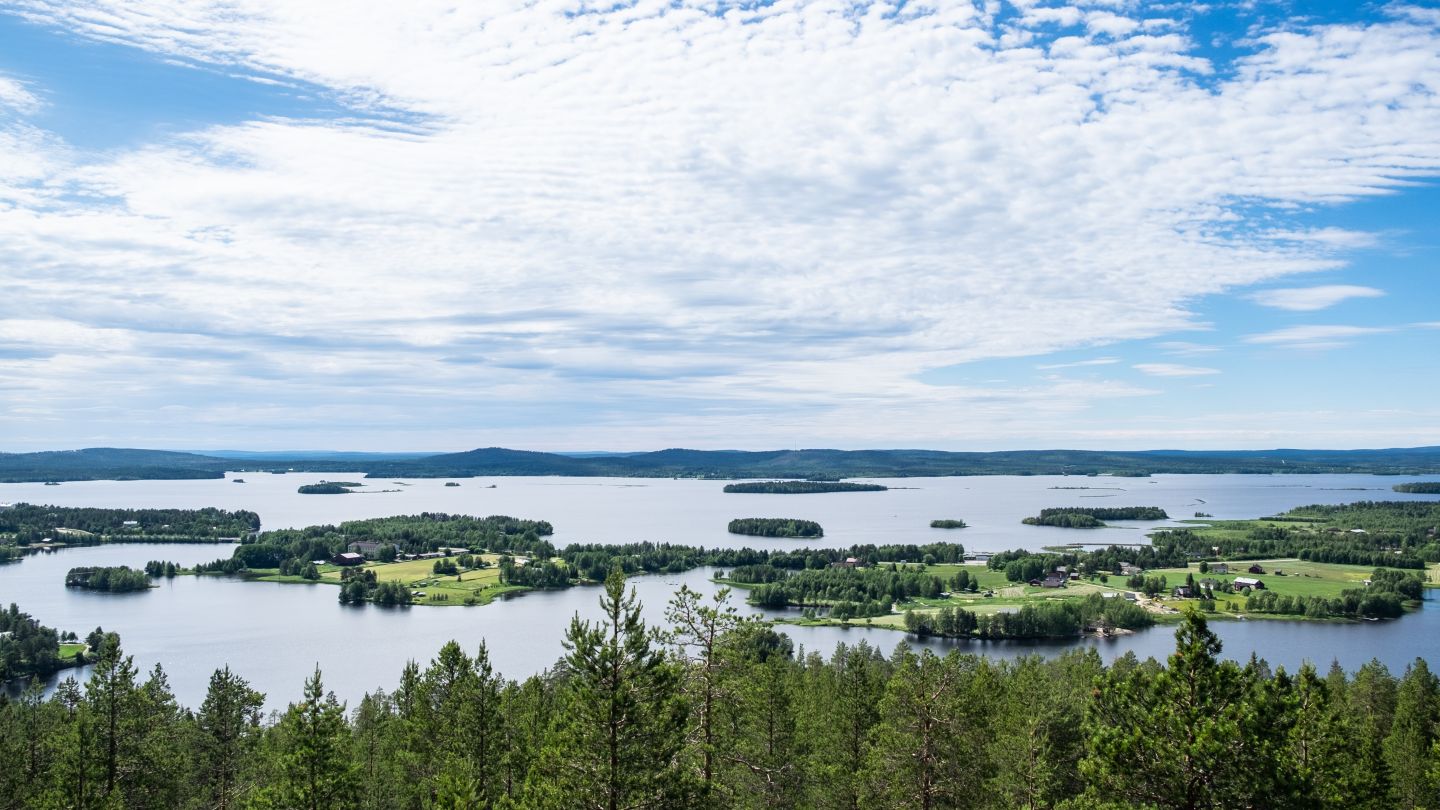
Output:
[
  {"xmin": 930, "ymin": 519, "xmax": 968, "ymax": 529},
  {"xmin": 1023, "ymin": 506, "xmax": 1169, "ymax": 527},
  {"xmin": 297, "ymin": 482, "xmax": 363, "ymax": 494},
  {"xmin": 722, "ymin": 480, "xmax": 887, "ymax": 494},
  {"xmin": 727, "ymin": 517, "xmax": 824, "ymax": 537},
  {"xmin": 1394, "ymin": 482, "xmax": 1440, "ymax": 494},
  {"xmin": 65, "ymin": 565, "xmax": 152, "ymax": 592}
]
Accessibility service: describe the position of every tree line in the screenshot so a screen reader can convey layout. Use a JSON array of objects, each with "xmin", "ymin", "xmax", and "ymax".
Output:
[
  {"xmin": 1022, "ymin": 506, "xmax": 1169, "ymax": 528},
  {"xmin": 726, "ymin": 518, "xmax": 824, "ymax": 538},
  {"xmin": 721, "ymin": 481, "xmax": 887, "ymax": 494},
  {"xmin": 0, "ymin": 504, "xmax": 259, "ymax": 548},
  {"xmin": 902, "ymin": 592, "xmax": 1154, "ymax": 639},
  {"xmin": 64, "ymin": 566, "xmax": 152, "ymax": 593},
  {"xmin": 7, "ymin": 582, "xmax": 1440, "ymax": 809}
]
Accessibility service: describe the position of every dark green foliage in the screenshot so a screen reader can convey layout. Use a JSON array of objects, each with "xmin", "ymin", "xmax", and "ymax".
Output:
[
  {"xmin": 143, "ymin": 559, "xmax": 180, "ymax": 577},
  {"xmin": 903, "ymin": 593, "xmax": 1153, "ymax": 639},
  {"xmin": 1023, "ymin": 506, "xmax": 1169, "ymax": 527},
  {"xmin": 65, "ymin": 565, "xmax": 151, "ymax": 592},
  {"xmin": 0, "ymin": 503, "xmax": 258, "ymax": 546},
  {"xmin": 3, "ymin": 593, "xmax": 1440, "ymax": 808},
  {"xmin": 728, "ymin": 517, "xmax": 824, "ymax": 537},
  {"xmin": 0, "ymin": 602, "xmax": 81, "ymax": 680},
  {"xmin": 198, "ymin": 513, "xmax": 555, "ymax": 576},
  {"xmin": 1393, "ymin": 482, "xmax": 1440, "ymax": 494},
  {"xmin": 296, "ymin": 482, "xmax": 357, "ymax": 494},
  {"xmin": 929, "ymin": 518, "xmax": 967, "ymax": 529},
  {"xmin": 722, "ymin": 480, "xmax": 888, "ymax": 494}
]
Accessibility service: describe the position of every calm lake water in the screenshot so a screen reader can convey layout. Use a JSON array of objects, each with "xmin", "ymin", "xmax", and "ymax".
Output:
[{"xmin": 2, "ymin": 473, "xmax": 1438, "ymax": 711}]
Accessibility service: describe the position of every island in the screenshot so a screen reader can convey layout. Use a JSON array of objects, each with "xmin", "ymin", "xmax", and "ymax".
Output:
[
  {"xmin": 0, "ymin": 504, "xmax": 259, "ymax": 562},
  {"xmin": 1022, "ymin": 506, "xmax": 1168, "ymax": 527},
  {"xmin": 722, "ymin": 481, "xmax": 887, "ymax": 494},
  {"xmin": 930, "ymin": 519, "xmax": 967, "ymax": 529},
  {"xmin": 727, "ymin": 517, "xmax": 824, "ymax": 538},
  {"xmin": 65, "ymin": 565, "xmax": 152, "ymax": 592},
  {"xmin": 1394, "ymin": 482, "xmax": 1440, "ymax": 494},
  {"xmin": 297, "ymin": 481, "xmax": 363, "ymax": 494}
]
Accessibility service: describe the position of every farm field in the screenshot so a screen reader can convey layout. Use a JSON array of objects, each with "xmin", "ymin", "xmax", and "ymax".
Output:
[{"xmin": 252, "ymin": 553, "xmax": 518, "ymax": 606}]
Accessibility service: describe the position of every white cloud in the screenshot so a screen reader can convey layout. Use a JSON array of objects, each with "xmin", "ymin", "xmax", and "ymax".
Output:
[
  {"xmin": 1036, "ymin": 357, "xmax": 1120, "ymax": 369},
  {"xmin": 0, "ymin": 3, "xmax": 1438, "ymax": 448},
  {"xmin": 1243, "ymin": 324, "xmax": 1393, "ymax": 350},
  {"xmin": 1133, "ymin": 363, "xmax": 1221, "ymax": 377},
  {"xmin": 1248, "ymin": 285, "xmax": 1385, "ymax": 311},
  {"xmin": 0, "ymin": 75, "xmax": 43, "ymax": 115},
  {"xmin": 1156, "ymin": 341, "xmax": 1221, "ymax": 356}
]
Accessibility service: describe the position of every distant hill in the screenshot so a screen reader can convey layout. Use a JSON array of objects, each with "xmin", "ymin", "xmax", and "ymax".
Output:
[
  {"xmin": 0, "ymin": 449, "xmax": 229, "ymax": 483},
  {"xmin": 4, "ymin": 445, "xmax": 1440, "ymax": 483}
]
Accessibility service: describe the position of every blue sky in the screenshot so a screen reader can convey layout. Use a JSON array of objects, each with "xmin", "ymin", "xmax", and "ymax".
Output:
[{"xmin": 0, "ymin": 0, "xmax": 1438, "ymax": 451}]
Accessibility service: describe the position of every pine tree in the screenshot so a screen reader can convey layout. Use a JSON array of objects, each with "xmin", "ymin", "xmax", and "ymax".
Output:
[
  {"xmin": 195, "ymin": 665, "xmax": 265, "ymax": 810},
  {"xmin": 527, "ymin": 570, "xmax": 695, "ymax": 809},
  {"xmin": 666, "ymin": 584, "xmax": 746, "ymax": 789},
  {"xmin": 270, "ymin": 666, "xmax": 361, "ymax": 810},
  {"xmin": 1386, "ymin": 659, "xmax": 1440, "ymax": 809},
  {"xmin": 1082, "ymin": 610, "xmax": 1274, "ymax": 809}
]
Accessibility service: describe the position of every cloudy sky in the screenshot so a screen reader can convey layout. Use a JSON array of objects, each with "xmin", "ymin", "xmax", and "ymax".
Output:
[{"xmin": 1, "ymin": 0, "xmax": 1438, "ymax": 452}]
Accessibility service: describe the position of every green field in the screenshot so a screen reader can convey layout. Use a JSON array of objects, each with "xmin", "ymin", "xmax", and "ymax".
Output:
[
  {"xmin": 252, "ymin": 554, "xmax": 520, "ymax": 606},
  {"xmin": 58, "ymin": 643, "xmax": 86, "ymax": 660},
  {"xmin": 769, "ymin": 557, "xmax": 1433, "ymax": 632}
]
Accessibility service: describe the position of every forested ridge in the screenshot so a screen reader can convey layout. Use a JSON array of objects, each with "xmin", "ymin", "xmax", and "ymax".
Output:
[
  {"xmin": 5, "ymin": 581, "xmax": 1440, "ymax": 809},
  {"xmin": 10, "ymin": 445, "xmax": 1440, "ymax": 482}
]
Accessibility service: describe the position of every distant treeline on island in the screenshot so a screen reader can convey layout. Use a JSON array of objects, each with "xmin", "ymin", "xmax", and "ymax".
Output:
[
  {"xmin": 1023, "ymin": 506, "xmax": 1169, "ymax": 528},
  {"xmin": 722, "ymin": 481, "xmax": 887, "ymax": 494},
  {"xmin": 297, "ymin": 482, "xmax": 362, "ymax": 494},
  {"xmin": 727, "ymin": 518, "xmax": 825, "ymax": 538},
  {"xmin": 1394, "ymin": 482, "xmax": 1440, "ymax": 494}
]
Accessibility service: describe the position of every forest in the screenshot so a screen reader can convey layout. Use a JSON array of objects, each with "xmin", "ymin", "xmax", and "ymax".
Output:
[
  {"xmin": 1394, "ymin": 482, "xmax": 1440, "ymax": 494},
  {"xmin": 64, "ymin": 565, "xmax": 153, "ymax": 592},
  {"xmin": 901, "ymin": 592, "xmax": 1154, "ymax": 639},
  {"xmin": 0, "ymin": 504, "xmax": 260, "ymax": 547},
  {"xmin": 4, "ymin": 581, "xmax": 1440, "ymax": 810},
  {"xmin": 296, "ymin": 482, "xmax": 360, "ymax": 494},
  {"xmin": 726, "ymin": 518, "xmax": 824, "ymax": 538},
  {"xmin": 1022, "ymin": 506, "xmax": 1169, "ymax": 528},
  {"xmin": 0, "ymin": 604, "xmax": 88, "ymax": 680},
  {"xmin": 721, "ymin": 481, "xmax": 887, "ymax": 494},
  {"xmin": 930, "ymin": 518, "xmax": 967, "ymax": 529}
]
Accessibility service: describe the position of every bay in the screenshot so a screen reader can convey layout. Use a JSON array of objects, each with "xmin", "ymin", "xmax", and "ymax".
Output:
[{"xmin": 2, "ymin": 472, "xmax": 1438, "ymax": 711}]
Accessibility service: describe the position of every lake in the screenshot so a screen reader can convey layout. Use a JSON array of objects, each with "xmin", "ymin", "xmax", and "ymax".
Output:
[{"xmin": 3, "ymin": 473, "xmax": 1438, "ymax": 711}]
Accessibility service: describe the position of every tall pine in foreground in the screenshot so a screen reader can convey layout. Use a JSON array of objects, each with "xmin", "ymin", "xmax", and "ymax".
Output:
[
  {"xmin": 265, "ymin": 666, "xmax": 360, "ymax": 810},
  {"xmin": 527, "ymin": 570, "xmax": 697, "ymax": 809}
]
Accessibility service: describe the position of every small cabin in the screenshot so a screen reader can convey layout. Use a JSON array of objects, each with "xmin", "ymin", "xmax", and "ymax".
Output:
[
  {"xmin": 1247, "ymin": 564, "xmax": 1266, "ymax": 575},
  {"xmin": 1041, "ymin": 574, "xmax": 1066, "ymax": 588},
  {"xmin": 1233, "ymin": 576, "xmax": 1265, "ymax": 591},
  {"xmin": 1209, "ymin": 563, "xmax": 1229, "ymax": 575}
]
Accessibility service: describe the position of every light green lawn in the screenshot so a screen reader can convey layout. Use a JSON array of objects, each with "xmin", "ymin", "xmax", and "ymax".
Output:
[{"xmin": 257, "ymin": 554, "xmax": 514, "ymax": 605}]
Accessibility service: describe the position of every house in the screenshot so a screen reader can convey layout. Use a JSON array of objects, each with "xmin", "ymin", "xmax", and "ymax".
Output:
[
  {"xmin": 1233, "ymin": 576, "xmax": 1265, "ymax": 591},
  {"xmin": 121, "ymin": 520, "xmax": 139, "ymax": 528},
  {"xmin": 348, "ymin": 541, "xmax": 384, "ymax": 557},
  {"xmin": 1123, "ymin": 593, "xmax": 1138, "ymax": 601},
  {"xmin": 1209, "ymin": 563, "xmax": 1229, "ymax": 575},
  {"xmin": 332, "ymin": 552, "xmax": 364, "ymax": 566},
  {"xmin": 831, "ymin": 557, "xmax": 864, "ymax": 569},
  {"xmin": 1173, "ymin": 586, "xmax": 1194, "ymax": 598},
  {"xmin": 1119, "ymin": 563, "xmax": 1142, "ymax": 576},
  {"xmin": 1069, "ymin": 571, "xmax": 1081, "ymax": 581},
  {"xmin": 1027, "ymin": 578, "xmax": 1043, "ymax": 587},
  {"xmin": 1041, "ymin": 574, "xmax": 1066, "ymax": 588},
  {"xmin": 1247, "ymin": 564, "xmax": 1266, "ymax": 575}
]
